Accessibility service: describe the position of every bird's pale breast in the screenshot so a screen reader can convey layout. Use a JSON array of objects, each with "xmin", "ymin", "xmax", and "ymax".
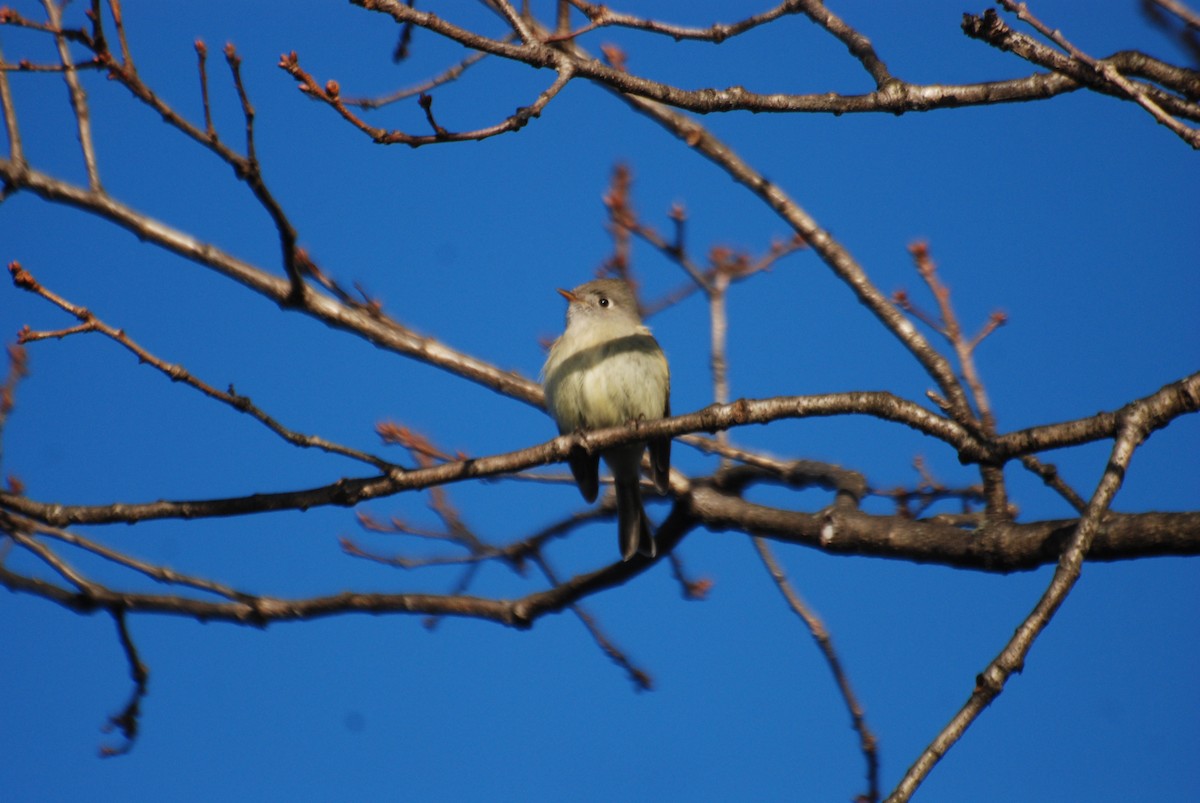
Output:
[{"xmin": 545, "ymin": 331, "xmax": 668, "ymax": 433}]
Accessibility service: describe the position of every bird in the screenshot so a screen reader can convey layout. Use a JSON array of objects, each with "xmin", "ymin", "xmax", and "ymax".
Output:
[{"xmin": 542, "ymin": 278, "xmax": 671, "ymax": 561}]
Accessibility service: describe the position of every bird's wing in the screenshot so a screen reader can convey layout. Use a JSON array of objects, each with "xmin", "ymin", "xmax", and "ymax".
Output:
[
  {"xmin": 568, "ymin": 449, "xmax": 600, "ymax": 503},
  {"xmin": 650, "ymin": 397, "xmax": 671, "ymax": 495}
]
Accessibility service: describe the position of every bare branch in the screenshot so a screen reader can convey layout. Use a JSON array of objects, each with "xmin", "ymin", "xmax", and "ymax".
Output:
[
  {"xmin": 1, "ymin": 4, "xmax": 1194, "ymax": 789},
  {"xmin": 533, "ymin": 553, "xmax": 653, "ymax": 691},
  {"xmin": 1143, "ymin": 0, "xmax": 1200, "ymax": 65},
  {"xmin": 42, "ymin": 0, "xmax": 102, "ymax": 189},
  {"xmin": 0, "ymin": 161, "xmax": 541, "ymax": 405},
  {"xmin": 194, "ymin": 40, "xmax": 216, "ymax": 140},
  {"xmin": 1016, "ymin": 454, "xmax": 1088, "ymax": 513},
  {"xmin": 554, "ymin": 0, "xmax": 808, "ymax": 47},
  {"xmin": 99, "ymin": 609, "xmax": 149, "ymax": 758},
  {"xmin": 223, "ymin": 43, "xmax": 258, "ymax": 166},
  {"xmin": 10, "ymin": 262, "xmax": 397, "ymax": 471},
  {"xmin": 0, "ymin": 390, "xmax": 980, "ymax": 528},
  {"xmin": 964, "ymin": 9, "xmax": 1200, "ymax": 137},
  {"xmin": 0, "ymin": 43, "xmax": 25, "ymax": 167},
  {"xmin": 902, "ymin": 242, "xmax": 1009, "ymax": 516},
  {"xmin": 693, "ymin": 492, "xmax": 1200, "ymax": 571},
  {"xmin": 104, "ymin": 0, "xmax": 136, "ymax": 72},
  {"xmin": 998, "ymin": 0, "xmax": 1200, "ymax": 146},
  {"xmin": 360, "ymin": 0, "xmax": 1200, "ymax": 120},
  {"xmin": 342, "ymin": 47, "xmax": 495, "ymax": 110},
  {"xmin": 752, "ymin": 537, "xmax": 879, "ymax": 802},
  {"xmin": 1151, "ymin": 0, "xmax": 1200, "ymax": 31},
  {"xmin": 279, "ymin": 49, "xmax": 574, "ymax": 147},
  {"xmin": 7, "ymin": 525, "xmax": 98, "ymax": 593},
  {"xmin": 4, "ymin": 367, "xmax": 1196, "ymax": 530},
  {"xmin": 610, "ymin": 89, "xmax": 981, "ymax": 431},
  {"xmin": 887, "ymin": 402, "xmax": 1156, "ymax": 802}
]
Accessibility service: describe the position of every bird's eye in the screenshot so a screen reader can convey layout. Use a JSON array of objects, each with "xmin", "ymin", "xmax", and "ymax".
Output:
[{"xmin": 598, "ymin": 296, "xmax": 609, "ymax": 308}]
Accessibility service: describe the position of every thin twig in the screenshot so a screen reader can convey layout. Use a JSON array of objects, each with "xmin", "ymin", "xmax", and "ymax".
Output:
[
  {"xmin": 534, "ymin": 553, "xmax": 653, "ymax": 691},
  {"xmin": 421, "ymin": 562, "xmax": 481, "ymax": 630},
  {"xmin": 10, "ymin": 262, "xmax": 396, "ymax": 470},
  {"xmin": 903, "ymin": 242, "xmax": 1009, "ymax": 516},
  {"xmin": 1143, "ymin": 0, "xmax": 1200, "ymax": 65},
  {"xmin": 708, "ymin": 269, "xmax": 731, "ymax": 465},
  {"xmin": 999, "ymin": 1, "xmax": 1200, "ymax": 146},
  {"xmin": 48, "ymin": 15, "xmax": 312, "ymax": 301},
  {"xmin": 552, "ymin": 0, "xmax": 805, "ymax": 44},
  {"xmin": 0, "ymin": 342, "xmax": 28, "ymax": 463},
  {"xmin": 752, "ymin": 536, "xmax": 879, "ymax": 802},
  {"xmin": 224, "ymin": 42, "xmax": 256, "ymax": 165},
  {"xmin": 417, "ymin": 92, "xmax": 448, "ymax": 137},
  {"xmin": 1152, "ymin": 0, "xmax": 1200, "ymax": 30},
  {"xmin": 18, "ymin": 512, "xmax": 249, "ymax": 602},
  {"xmin": 392, "ymin": 0, "xmax": 416, "ymax": 61},
  {"xmin": 99, "ymin": 608, "xmax": 149, "ymax": 757},
  {"xmin": 906, "ymin": 243, "xmax": 1001, "ymax": 433},
  {"xmin": 1018, "ymin": 454, "xmax": 1087, "ymax": 513},
  {"xmin": 349, "ymin": 419, "xmax": 651, "ymax": 689},
  {"xmin": 42, "ymin": 0, "xmax": 102, "ymax": 190},
  {"xmin": 666, "ymin": 550, "xmax": 712, "ymax": 600},
  {"xmin": 6, "ymin": 525, "xmax": 98, "ymax": 593},
  {"xmin": 488, "ymin": 0, "xmax": 538, "ymax": 44},
  {"xmin": 280, "ymin": 49, "xmax": 574, "ymax": 147},
  {"xmin": 194, "ymin": 40, "xmax": 215, "ymax": 140},
  {"xmin": 105, "ymin": 0, "xmax": 135, "ymax": 71},
  {"xmin": 343, "ymin": 48, "xmax": 494, "ymax": 109},
  {"xmin": 0, "ymin": 43, "xmax": 25, "ymax": 166},
  {"xmin": 341, "ymin": 538, "xmax": 498, "ymax": 568},
  {"xmin": 599, "ymin": 163, "xmax": 637, "ymax": 284}
]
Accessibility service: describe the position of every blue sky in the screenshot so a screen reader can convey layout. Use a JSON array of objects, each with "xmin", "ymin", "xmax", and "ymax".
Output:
[{"xmin": 2, "ymin": 2, "xmax": 1197, "ymax": 801}]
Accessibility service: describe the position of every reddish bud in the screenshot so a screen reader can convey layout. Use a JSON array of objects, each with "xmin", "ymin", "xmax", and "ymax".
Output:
[
  {"xmin": 600, "ymin": 43, "xmax": 627, "ymax": 72},
  {"xmin": 8, "ymin": 261, "xmax": 35, "ymax": 290},
  {"xmin": 5, "ymin": 342, "xmax": 26, "ymax": 374}
]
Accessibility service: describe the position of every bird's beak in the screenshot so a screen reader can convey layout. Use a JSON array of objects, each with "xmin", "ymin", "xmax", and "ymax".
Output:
[{"xmin": 557, "ymin": 288, "xmax": 578, "ymax": 303}]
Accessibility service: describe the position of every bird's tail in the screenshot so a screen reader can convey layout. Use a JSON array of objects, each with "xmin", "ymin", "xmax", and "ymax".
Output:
[{"xmin": 616, "ymin": 479, "xmax": 656, "ymax": 561}]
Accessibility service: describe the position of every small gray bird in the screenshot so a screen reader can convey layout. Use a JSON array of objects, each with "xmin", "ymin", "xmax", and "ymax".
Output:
[{"xmin": 542, "ymin": 279, "xmax": 671, "ymax": 561}]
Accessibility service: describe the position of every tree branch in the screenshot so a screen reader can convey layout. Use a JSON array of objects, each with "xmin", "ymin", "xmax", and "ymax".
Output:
[
  {"xmin": 0, "ymin": 160, "xmax": 541, "ymax": 405},
  {"xmin": 887, "ymin": 396, "xmax": 1156, "ymax": 801}
]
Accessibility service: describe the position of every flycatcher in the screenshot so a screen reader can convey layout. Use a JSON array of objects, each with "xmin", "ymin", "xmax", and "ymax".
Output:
[{"xmin": 542, "ymin": 278, "xmax": 671, "ymax": 561}]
